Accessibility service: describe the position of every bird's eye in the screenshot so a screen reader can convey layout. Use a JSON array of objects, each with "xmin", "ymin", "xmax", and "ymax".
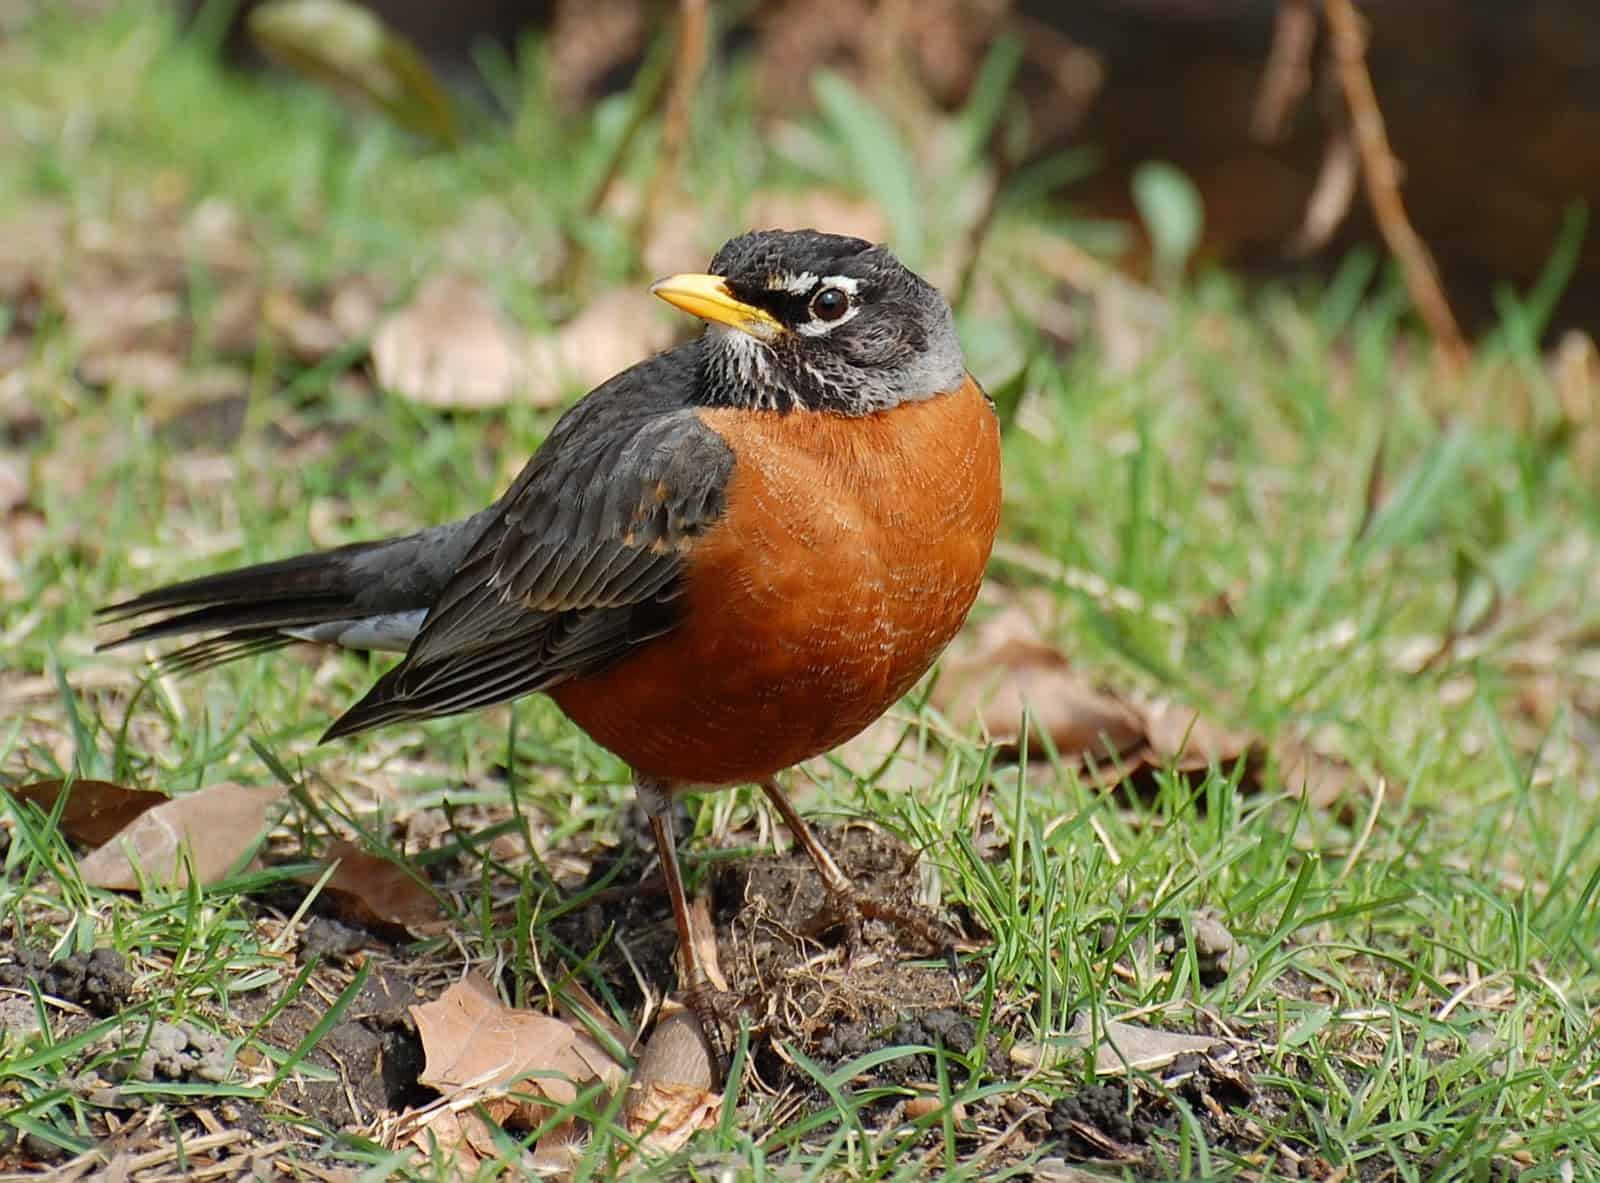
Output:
[{"xmin": 810, "ymin": 286, "xmax": 850, "ymax": 322}]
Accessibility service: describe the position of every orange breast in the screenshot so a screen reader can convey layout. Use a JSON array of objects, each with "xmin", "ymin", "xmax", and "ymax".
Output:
[{"xmin": 551, "ymin": 375, "xmax": 1002, "ymax": 787}]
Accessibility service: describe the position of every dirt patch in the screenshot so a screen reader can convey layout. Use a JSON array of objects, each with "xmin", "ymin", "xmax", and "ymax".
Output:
[
  {"xmin": 0, "ymin": 946, "xmax": 134, "ymax": 1016},
  {"xmin": 245, "ymin": 962, "xmax": 430, "ymax": 1129},
  {"xmin": 546, "ymin": 819, "xmax": 982, "ymax": 1090},
  {"xmin": 709, "ymin": 823, "xmax": 979, "ymax": 1084}
]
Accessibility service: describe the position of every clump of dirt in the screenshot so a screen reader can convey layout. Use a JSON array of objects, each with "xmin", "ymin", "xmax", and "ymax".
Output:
[
  {"xmin": 546, "ymin": 819, "xmax": 986, "ymax": 1091},
  {"xmin": 251, "ymin": 964, "xmax": 429, "ymax": 1127},
  {"xmin": 296, "ymin": 913, "xmax": 372, "ymax": 962},
  {"xmin": 1047, "ymin": 1083, "xmax": 1152, "ymax": 1157},
  {"xmin": 711, "ymin": 823, "xmax": 978, "ymax": 1084},
  {"xmin": 105, "ymin": 1019, "xmax": 234, "ymax": 1084},
  {"xmin": 0, "ymin": 946, "xmax": 134, "ymax": 1015},
  {"xmin": 1045, "ymin": 1056, "xmax": 1304, "ymax": 1176}
]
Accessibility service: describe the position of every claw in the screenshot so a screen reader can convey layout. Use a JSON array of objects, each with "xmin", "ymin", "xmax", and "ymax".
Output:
[{"xmin": 679, "ymin": 985, "xmax": 732, "ymax": 1080}]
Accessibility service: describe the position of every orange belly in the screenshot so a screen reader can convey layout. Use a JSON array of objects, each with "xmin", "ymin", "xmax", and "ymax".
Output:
[{"xmin": 551, "ymin": 375, "xmax": 1001, "ymax": 787}]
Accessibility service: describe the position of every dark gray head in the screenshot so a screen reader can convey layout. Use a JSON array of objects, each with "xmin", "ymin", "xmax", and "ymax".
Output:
[{"xmin": 651, "ymin": 229, "xmax": 965, "ymax": 415}]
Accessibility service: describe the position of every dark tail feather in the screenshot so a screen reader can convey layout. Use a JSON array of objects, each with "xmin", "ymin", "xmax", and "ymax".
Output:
[
  {"xmin": 152, "ymin": 631, "xmax": 299, "ymax": 676},
  {"xmin": 101, "ymin": 510, "xmax": 495, "ymax": 719},
  {"xmin": 99, "ymin": 544, "xmax": 385, "ymax": 632},
  {"xmin": 97, "ymin": 542, "xmax": 395, "ymax": 677}
]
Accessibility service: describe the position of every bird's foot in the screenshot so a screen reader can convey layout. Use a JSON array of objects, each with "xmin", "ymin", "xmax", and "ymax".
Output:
[
  {"xmin": 797, "ymin": 882, "xmax": 956, "ymax": 967},
  {"xmin": 678, "ymin": 983, "xmax": 742, "ymax": 1080}
]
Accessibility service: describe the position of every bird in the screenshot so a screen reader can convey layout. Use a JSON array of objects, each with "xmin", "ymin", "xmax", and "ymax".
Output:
[{"xmin": 100, "ymin": 228, "xmax": 1003, "ymax": 1062}]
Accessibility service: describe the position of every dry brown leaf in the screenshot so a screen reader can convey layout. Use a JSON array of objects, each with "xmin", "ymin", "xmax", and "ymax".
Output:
[
  {"xmin": 60, "ymin": 276, "xmax": 185, "ymax": 360},
  {"xmin": 531, "ymin": 1116, "xmax": 587, "ymax": 1177},
  {"xmin": 5, "ymin": 778, "xmax": 167, "ymax": 848},
  {"xmin": 685, "ymin": 897, "xmax": 728, "ymax": 996},
  {"xmin": 933, "ymin": 595, "xmax": 1144, "ymax": 759},
  {"xmin": 1011, "ymin": 1014, "xmax": 1224, "ymax": 1076},
  {"xmin": 412, "ymin": 972, "xmax": 624, "ymax": 1110},
  {"xmin": 264, "ymin": 289, "xmax": 345, "ymax": 362},
  {"xmin": 314, "ymin": 840, "xmax": 446, "ymax": 937},
  {"xmin": 939, "ymin": 591, "xmax": 1385, "ymax": 809},
  {"xmin": 1141, "ymin": 700, "xmax": 1254, "ymax": 771},
  {"xmin": 259, "ymin": 278, "xmax": 384, "ymax": 363},
  {"xmin": 522, "ymin": 288, "xmax": 674, "ymax": 409},
  {"xmin": 76, "ymin": 783, "xmax": 287, "ymax": 890},
  {"xmin": 74, "ymin": 349, "xmax": 185, "ymax": 398},
  {"xmin": 623, "ymin": 1079, "xmax": 719, "ymax": 1161},
  {"xmin": 1274, "ymin": 742, "xmax": 1365, "ymax": 809},
  {"xmin": 372, "ymin": 275, "xmax": 525, "ymax": 410},
  {"xmin": 401, "ymin": 1107, "xmax": 483, "ymax": 1171},
  {"xmin": 548, "ymin": 0, "xmax": 648, "ymax": 104}
]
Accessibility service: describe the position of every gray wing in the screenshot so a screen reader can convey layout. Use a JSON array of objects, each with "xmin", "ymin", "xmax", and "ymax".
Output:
[{"xmin": 322, "ymin": 406, "xmax": 733, "ymax": 740}]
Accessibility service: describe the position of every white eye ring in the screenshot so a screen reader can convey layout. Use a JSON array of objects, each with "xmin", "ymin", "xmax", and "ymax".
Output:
[{"xmin": 810, "ymin": 286, "xmax": 851, "ymax": 322}]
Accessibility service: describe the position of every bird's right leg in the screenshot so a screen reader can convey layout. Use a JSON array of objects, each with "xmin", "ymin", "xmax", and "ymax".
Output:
[{"xmin": 636, "ymin": 774, "xmax": 728, "ymax": 1077}]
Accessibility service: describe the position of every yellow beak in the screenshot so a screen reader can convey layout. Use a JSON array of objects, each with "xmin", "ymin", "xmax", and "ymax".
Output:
[{"xmin": 650, "ymin": 273, "xmax": 782, "ymax": 339}]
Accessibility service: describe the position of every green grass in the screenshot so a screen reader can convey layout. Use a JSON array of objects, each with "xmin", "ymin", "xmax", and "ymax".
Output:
[{"xmin": 4, "ymin": 2, "xmax": 1600, "ymax": 1179}]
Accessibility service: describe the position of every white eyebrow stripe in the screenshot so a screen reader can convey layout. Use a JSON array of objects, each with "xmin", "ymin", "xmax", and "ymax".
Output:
[
  {"xmin": 771, "ymin": 271, "xmax": 819, "ymax": 294},
  {"xmin": 765, "ymin": 272, "xmax": 863, "ymax": 297}
]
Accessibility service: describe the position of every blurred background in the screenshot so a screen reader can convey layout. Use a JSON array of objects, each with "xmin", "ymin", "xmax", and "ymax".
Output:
[{"xmin": 190, "ymin": 0, "xmax": 1600, "ymax": 335}]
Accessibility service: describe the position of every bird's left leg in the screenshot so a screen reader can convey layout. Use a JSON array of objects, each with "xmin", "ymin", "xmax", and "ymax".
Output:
[{"xmin": 757, "ymin": 779, "xmax": 951, "ymax": 962}]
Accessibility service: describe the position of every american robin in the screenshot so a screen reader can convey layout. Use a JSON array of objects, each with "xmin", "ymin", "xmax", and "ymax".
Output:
[{"xmin": 102, "ymin": 228, "xmax": 1002, "ymax": 1058}]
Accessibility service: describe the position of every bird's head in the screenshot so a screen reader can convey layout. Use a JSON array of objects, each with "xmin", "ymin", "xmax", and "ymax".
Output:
[{"xmin": 652, "ymin": 229, "xmax": 965, "ymax": 415}]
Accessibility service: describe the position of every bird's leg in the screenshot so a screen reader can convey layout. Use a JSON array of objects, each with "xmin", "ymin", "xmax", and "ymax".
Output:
[
  {"xmin": 758, "ymin": 779, "xmax": 951, "ymax": 962},
  {"xmin": 636, "ymin": 775, "xmax": 728, "ymax": 1077}
]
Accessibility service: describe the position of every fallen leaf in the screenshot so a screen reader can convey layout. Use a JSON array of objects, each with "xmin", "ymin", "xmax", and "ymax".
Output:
[
  {"xmin": 5, "ymin": 779, "xmax": 167, "ymax": 848},
  {"xmin": 686, "ymin": 897, "xmax": 729, "ymax": 996},
  {"xmin": 373, "ymin": 275, "xmax": 525, "ymax": 410},
  {"xmin": 623, "ymin": 1079, "xmax": 719, "ymax": 1160},
  {"xmin": 401, "ymin": 1106, "xmax": 483, "ymax": 1171},
  {"xmin": 314, "ymin": 841, "xmax": 446, "ymax": 937},
  {"xmin": 1273, "ymin": 741, "xmax": 1363, "ymax": 809},
  {"xmin": 938, "ymin": 591, "xmax": 1389, "ymax": 809},
  {"xmin": 932, "ymin": 593, "xmax": 1145, "ymax": 758},
  {"xmin": 263, "ymin": 289, "xmax": 346, "ymax": 362},
  {"xmin": 1141, "ymin": 700, "xmax": 1254, "ymax": 771},
  {"xmin": 74, "ymin": 349, "xmax": 185, "ymax": 398},
  {"xmin": 60, "ymin": 276, "xmax": 185, "ymax": 361},
  {"xmin": 412, "ymin": 972, "xmax": 624, "ymax": 1110},
  {"xmin": 76, "ymin": 783, "xmax": 287, "ymax": 890},
  {"xmin": 522, "ymin": 288, "xmax": 674, "ymax": 409},
  {"xmin": 548, "ymin": 0, "xmax": 648, "ymax": 106},
  {"xmin": 1011, "ymin": 1014, "xmax": 1223, "ymax": 1076}
]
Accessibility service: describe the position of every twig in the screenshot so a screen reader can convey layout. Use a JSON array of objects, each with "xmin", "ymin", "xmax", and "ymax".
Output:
[
  {"xmin": 1323, "ymin": 0, "xmax": 1469, "ymax": 377},
  {"xmin": 638, "ymin": 0, "xmax": 710, "ymax": 255},
  {"xmin": 1288, "ymin": 114, "xmax": 1358, "ymax": 255},
  {"xmin": 1252, "ymin": 0, "xmax": 1317, "ymax": 142}
]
